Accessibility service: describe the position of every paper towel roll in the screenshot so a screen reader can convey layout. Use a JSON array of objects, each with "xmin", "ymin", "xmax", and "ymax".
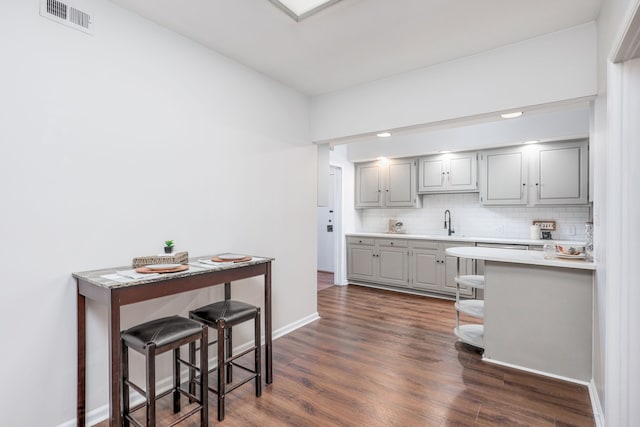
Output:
[{"xmin": 530, "ymin": 224, "xmax": 541, "ymax": 240}]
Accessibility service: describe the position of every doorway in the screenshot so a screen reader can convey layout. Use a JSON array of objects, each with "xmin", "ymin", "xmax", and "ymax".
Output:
[{"xmin": 317, "ymin": 165, "xmax": 342, "ymax": 290}]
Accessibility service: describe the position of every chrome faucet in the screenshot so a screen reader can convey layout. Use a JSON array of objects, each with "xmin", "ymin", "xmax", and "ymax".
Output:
[{"xmin": 444, "ymin": 209, "xmax": 454, "ymax": 236}]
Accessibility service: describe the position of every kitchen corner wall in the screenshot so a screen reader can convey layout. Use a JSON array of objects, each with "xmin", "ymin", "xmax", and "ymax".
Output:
[{"xmin": 359, "ymin": 192, "xmax": 590, "ymax": 241}]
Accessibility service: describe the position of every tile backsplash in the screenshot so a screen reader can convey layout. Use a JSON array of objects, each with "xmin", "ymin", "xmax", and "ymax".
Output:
[{"xmin": 358, "ymin": 193, "xmax": 591, "ymax": 241}]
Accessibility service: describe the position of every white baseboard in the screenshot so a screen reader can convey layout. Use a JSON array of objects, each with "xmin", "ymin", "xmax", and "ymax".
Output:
[
  {"xmin": 482, "ymin": 357, "xmax": 590, "ymax": 386},
  {"xmin": 588, "ymin": 379, "xmax": 605, "ymax": 427},
  {"xmin": 273, "ymin": 312, "xmax": 320, "ymax": 339},
  {"xmin": 58, "ymin": 312, "xmax": 321, "ymax": 427}
]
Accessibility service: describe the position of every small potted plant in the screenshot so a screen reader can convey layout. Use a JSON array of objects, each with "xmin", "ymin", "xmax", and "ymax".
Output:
[{"xmin": 164, "ymin": 240, "xmax": 175, "ymax": 254}]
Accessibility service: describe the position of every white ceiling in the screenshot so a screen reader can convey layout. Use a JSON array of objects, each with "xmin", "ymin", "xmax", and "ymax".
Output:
[{"xmin": 111, "ymin": 0, "xmax": 603, "ymax": 96}]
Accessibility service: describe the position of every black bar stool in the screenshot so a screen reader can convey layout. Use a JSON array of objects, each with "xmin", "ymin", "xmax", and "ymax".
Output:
[
  {"xmin": 121, "ymin": 315, "xmax": 208, "ymax": 427},
  {"xmin": 189, "ymin": 300, "xmax": 261, "ymax": 421}
]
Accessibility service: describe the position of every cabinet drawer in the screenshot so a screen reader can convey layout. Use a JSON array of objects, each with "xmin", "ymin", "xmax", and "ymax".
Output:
[
  {"xmin": 409, "ymin": 240, "xmax": 439, "ymax": 250},
  {"xmin": 347, "ymin": 237, "xmax": 375, "ymax": 246},
  {"xmin": 377, "ymin": 239, "xmax": 408, "ymax": 248}
]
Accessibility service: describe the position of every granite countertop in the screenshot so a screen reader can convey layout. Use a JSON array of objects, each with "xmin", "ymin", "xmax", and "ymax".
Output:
[
  {"xmin": 346, "ymin": 232, "xmax": 584, "ymax": 246},
  {"xmin": 72, "ymin": 255, "xmax": 273, "ymax": 289},
  {"xmin": 445, "ymin": 246, "xmax": 595, "ymax": 270}
]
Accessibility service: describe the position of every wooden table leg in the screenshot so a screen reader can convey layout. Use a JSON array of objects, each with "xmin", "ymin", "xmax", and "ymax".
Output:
[
  {"xmin": 77, "ymin": 286, "xmax": 86, "ymax": 426},
  {"xmin": 224, "ymin": 282, "xmax": 232, "ymax": 383},
  {"xmin": 265, "ymin": 262, "xmax": 272, "ymax": 384},
  {"xmin": 108, "ymin": 298, "xmax": 122, "ymax": 427}
]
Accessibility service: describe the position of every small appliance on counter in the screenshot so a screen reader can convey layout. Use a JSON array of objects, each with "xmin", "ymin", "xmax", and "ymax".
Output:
[
  {"xmin": 388, "ymin": 219, "xmax": 405, "ymax": 234},
  {"xmin": 530, "ymin": 224, "xmax": 541, "ymax": 240}
]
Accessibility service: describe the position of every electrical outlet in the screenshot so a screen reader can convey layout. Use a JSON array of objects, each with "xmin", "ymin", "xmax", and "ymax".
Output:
[{"xmin": 533, "ymin": 220, "xmax": 556, "ymax": 231}]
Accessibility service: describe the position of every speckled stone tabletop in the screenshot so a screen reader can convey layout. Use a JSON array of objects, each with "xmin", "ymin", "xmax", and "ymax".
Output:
[{"xmin": 72, "ymin": 255, "xmax": 273, "ymax": 289}]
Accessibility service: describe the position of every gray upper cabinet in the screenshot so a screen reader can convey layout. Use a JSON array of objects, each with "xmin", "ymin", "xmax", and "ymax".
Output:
[
  {"xmin": 479, "ymin": 140, "xmax": 588, "ymax": 206},
  {"xmin": 355, "ymin": 159, "xmax": 420, "ymax": 208},
  {"xmin": 479, "ymin": 146, "xmax": 528, "ymax": 205},
  {"xmin": 418, "ymin": 152, "xmax": 478, "ymax": 193},
  {"xmin": 386, "ymin": 158, "xmax": 418, "ymax": 207},
  {"xmin": 355, "ymin": 162, "xmax": 384, "ymax": 208},
  {"xmin": 531, "ymin": 140, "xmax": 588, "ymax": 205}
]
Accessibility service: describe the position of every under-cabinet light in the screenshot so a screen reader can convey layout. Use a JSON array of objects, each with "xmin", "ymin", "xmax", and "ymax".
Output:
[{"xmin": 377, "ymin": 132, "xmax": 392, "ymax": 138}]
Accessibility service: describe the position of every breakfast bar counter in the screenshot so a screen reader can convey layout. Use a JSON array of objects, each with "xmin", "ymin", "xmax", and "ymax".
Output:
[
  {"xmin": 73, "ymin": 255, "xmax": 273, "ymax": 427},
  {"xmin": 446, "ymin": 247, "xmax": 594, "ymax": 383}
]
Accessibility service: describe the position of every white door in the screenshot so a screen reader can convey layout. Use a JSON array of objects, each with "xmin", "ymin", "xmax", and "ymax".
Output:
[{"xmin": 317, "ymin": 167, "xmax": 337, "ymax": 273}]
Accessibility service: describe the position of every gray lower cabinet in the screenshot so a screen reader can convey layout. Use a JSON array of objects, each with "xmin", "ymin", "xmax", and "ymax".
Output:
[
  {"xmin": 347, "ymin": 237, "xmax": 409, "ymax": 287},
  {"xmin": 409, "ymin": 241, "xmax": 474, "ymax": 296},
  {"xmin": 347, "ymin": 237, "xmax": 376, "ymax": 281},
  {"xmin": 347, "ymin": 237, "xmax": 474, "ymax": 297}
]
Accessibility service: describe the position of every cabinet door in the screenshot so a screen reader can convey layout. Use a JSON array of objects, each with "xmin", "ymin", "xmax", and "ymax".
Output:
[
  {"xmin": 347, "ymin": 244, "xmax": 376, "ymax": 281},
  {"xmin": 377, "ymin": 243, "xmax": 409, "ymax": 287},
  {"xmin": 411, "ymin": 247, "xmax": 439, "ymax": 291},
  {"xmin": 480, "ymin": 147, "xmax": 527, "ymax": 205},
  {"xmin": 418, "ymin": 157, "xmax": 447, "ymax": 192},
  {"xmin": 447, "ymin": 153, "xmax": 477, "ymax": 192},
  {"xmin": 355, "ymin": 162, "xmax": 383, "ymax": 208},
  {"xmin": 386, "ymin": 159, "xmax": 417, "ymax": 207},
  {"xmin": 419, "ymin": 153, "xmax": 477, "ymax": 193},
  {"xmin": 532, "ymin": 140, "xmax": 588, "ymax": 205}
]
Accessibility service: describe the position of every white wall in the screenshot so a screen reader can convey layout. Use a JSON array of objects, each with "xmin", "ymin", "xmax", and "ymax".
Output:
[
  {"xmin": 311, "ymin": 23, "xmax": 597, "ymax": 142},
  {"xmin": 593, "ymin": 0, "xmax": 638, "ymax": 423},
  {"xmin": 345, "ymin": 107, "xmax": 590, "ymax": 162},
  {"xmin": 329, "ymin": 145, "xmax": 357, "ymax": 285},
  {"xmin": 0, "ymin": 1, "xmax": 317, "ymax": 425}
]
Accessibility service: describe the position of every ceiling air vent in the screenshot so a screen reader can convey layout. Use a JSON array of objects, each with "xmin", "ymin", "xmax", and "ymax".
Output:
[{"xmin": 40, "ymin": 0, "xmax": 93, "ymax": 34}]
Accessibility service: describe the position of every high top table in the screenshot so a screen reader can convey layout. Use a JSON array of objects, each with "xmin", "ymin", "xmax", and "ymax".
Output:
[{"xmin": 73, "ymin": 256, "xmax": 273, "ymax": 427}]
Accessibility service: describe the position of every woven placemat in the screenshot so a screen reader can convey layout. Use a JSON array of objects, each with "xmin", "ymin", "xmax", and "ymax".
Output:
[
  {"xmin": 135, "ymin": 265, "xmax": 189, "ymax": 274},
  {"xmin": 211, "ymin": 255, "xmax": 252, "ymax": 263}
]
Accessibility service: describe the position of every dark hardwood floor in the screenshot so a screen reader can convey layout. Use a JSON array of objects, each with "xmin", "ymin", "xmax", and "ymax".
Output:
[
  {"xmin": 96, "ymin": 285, "xmax": 595, "ymax": 426},
  {"xmin": 317, "ymin": 271, "xmax": 334, "ymax": 291}
]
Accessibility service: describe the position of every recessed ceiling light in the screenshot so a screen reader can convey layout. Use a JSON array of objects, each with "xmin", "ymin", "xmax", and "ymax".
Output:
[
  {"xmin": 269, "ymin": 0, "xmax": 342, "ymax": 21},
  {"xmin": 377, "ymin": 132, "xmax": 392, "ymax": 138},
  {"xmin": 501, "ymin": 111, "xmax": 523, "ymax": 119},
  {"xmin": 439, "ymin": 150, "xmax": 452, "ymax": 154},
  {"xmin": 522, "ymin": 140, "xmax": 539, "ymax": 144}
]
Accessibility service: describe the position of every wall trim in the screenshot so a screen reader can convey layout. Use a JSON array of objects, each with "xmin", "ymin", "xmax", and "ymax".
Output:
[
  {"xmin": 589, "ymin": 380, "xmax": 605, "ymax": 427},
  {"xmin": 482, "ymin": 357, "xmax": 590, "ymax": 386},
  {"xmin": 57, "ymin": 312, "xmax": 321, "ymax": 427}
]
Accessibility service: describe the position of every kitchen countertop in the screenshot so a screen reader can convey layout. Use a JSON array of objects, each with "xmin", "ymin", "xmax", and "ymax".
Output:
[
  {"xmin": 445, "ymin": 246, "xmax": 595, "ymax": 270},
  {"xmin": 346, "ymin": 232, "xmax": 583, "ymax": 246}
]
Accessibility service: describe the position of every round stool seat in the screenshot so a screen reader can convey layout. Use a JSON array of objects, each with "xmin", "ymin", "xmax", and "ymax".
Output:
[
  {"xmin": 121, "ymin": 315, "xmax": 204, "ymax": 351},
  {"xmin": 455, "ymin": 275, "xmax": 485, "ymax": 289}
]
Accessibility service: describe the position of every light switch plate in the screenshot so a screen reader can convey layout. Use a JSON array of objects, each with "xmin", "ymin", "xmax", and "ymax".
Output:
[{"xmin": 533, "ymin": 220, "xmax": 556, "ymax": 231}]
